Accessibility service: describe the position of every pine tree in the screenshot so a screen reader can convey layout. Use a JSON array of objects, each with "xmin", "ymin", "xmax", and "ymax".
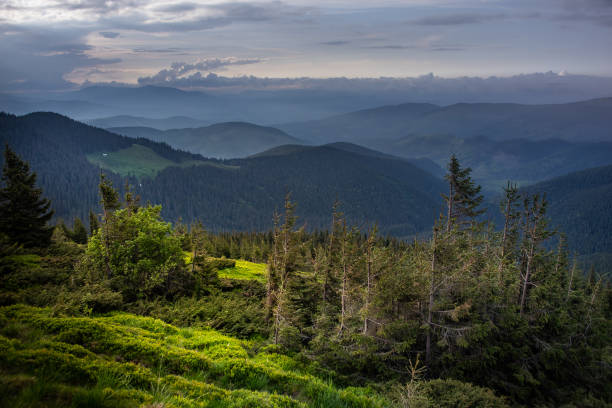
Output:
[
  {"xmin": 71, "ymin": 217, "xmax": 88, "ymax": 244},
  {"xmin": 443, "ymin": 154, "xmax": 484, "ymax": 232},
  {"xmin": 0, "ymin": 145, "xmax": 53, "ymax": 248},
  {"xmin": 98, "ymin": 173, "xmax": 120, "ymax": 279},
  {"xmin": 88, "ymin": 209, "xmax": 99, "ymax": 236}
]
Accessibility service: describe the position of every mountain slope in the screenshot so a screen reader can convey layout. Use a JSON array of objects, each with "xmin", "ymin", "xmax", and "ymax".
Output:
[
  {"xmin": 110, "ymin": 122, "xmax": 303, "ymax": 159},
  {"xmin": 0, "ymin": 112, "xmax": 445, "ymax": 236},
  {"xmin": 278, "ymin": 102, "xmax": 439, "ymax": 144},
  {"xmin": 278, "ymin": 97, "xmax": 612, "ymax": 144},
  {"xmin": 88, "ymin": 115, "xmax": 209, "ymax": 130},
  {"xmin": 389, "ymin": 134, "xmax": 612, "ymax": 191},
  {"xmin": 0, "ymin": 112, "xmax": 218, "ymax": 223},
  {"xmin": 147, "ymin": 143, "xmax": 445, "ymax": 235},
  {"xmin": 522, "ymin": 164, "xmax": 612, "ymax": 258}
]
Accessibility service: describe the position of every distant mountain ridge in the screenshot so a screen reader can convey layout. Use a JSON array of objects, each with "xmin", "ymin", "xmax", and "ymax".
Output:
[
  {"xmin": 110, "ymin": 122, "xmax": 303, "ymax": 159},
  {"xmin": 253, "ymin": 142, "xmax": 445, "ymax": 178},
  {"xmin": 278, "ymin": 97, "xmax": 612, "ymax": 144},
  {"xmin": 88, "ymin": 115, "xmax": 209, "ymax": 130},
  {"xmin": 277, "ymin": 97, "xmax": 612, "ymax": 190}
]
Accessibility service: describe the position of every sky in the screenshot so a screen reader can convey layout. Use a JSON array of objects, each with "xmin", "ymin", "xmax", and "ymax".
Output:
[{"xmin": 1, "ymin": 0, "xmax": 612, "ymax": 93}]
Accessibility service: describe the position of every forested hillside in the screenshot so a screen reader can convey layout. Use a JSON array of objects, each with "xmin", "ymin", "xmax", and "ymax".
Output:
[
  {"xmin": 0, "ymin": 112, "xmax": 215, "ymax": 224},
  {"xmin": 390, "ymin": 135, "xmax": 612, "ymax": 190},
  {"xmin": 278, "ymin": 98, "xmax": 612, "ymax": 190},
  {"xmin": 0, "ymin": 112, "xmax": 445, "ymax": 237},
  {"xmin": 110, "ymin": 122, "xmax": 301, "ymax": 159},
  {"xmin": 522, "ymin": 164, "xmax": 612, "ymax": 271}
]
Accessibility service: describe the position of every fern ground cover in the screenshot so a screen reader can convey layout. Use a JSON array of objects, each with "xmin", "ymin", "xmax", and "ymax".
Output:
[
  {"xmin": 0, "ymin": 305, "xmax": 390, "ymax": 408},
  {"xmin": 217, "ymin": 260, "xmax": 267, "ymax": 282}
]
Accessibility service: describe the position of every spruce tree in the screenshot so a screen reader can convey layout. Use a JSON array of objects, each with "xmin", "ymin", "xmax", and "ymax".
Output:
[
  {"xmin": 443, "ymin": 154, "xmax": 484, "ymax": 232},
  {"xmin": 0, "ymin": 145, "xmax": 53, "ymax": 247},
  {"xmin": 88, "ymin": 209, "xmax": 99, "ymax": 235}
]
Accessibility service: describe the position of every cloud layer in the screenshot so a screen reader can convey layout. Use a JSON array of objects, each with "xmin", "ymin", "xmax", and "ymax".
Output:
[
  {"xmin": 1, "ymin": 0, "xmax": 611, "ymax": 93},
  {"xmin": 138, "ymin": 58, "xmax": 262, "ymax": 85}
]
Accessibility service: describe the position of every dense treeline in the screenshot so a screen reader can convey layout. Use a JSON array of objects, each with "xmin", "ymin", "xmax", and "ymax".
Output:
[{"xmin": 2, "ymin": 146, "xmax": 609, "ymax": 407}]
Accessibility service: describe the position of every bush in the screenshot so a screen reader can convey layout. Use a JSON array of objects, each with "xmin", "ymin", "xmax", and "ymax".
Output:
[
  {"xmin": 421, "ymin": 379, "xmax": 509, "ymax": 408},
  {"xmin": 79, "ymin": 206, "xmax": 185, "ymax": 301},
  {"xmin": 208, "ymin": 257, "xmax": 236, "ymax": 270}
]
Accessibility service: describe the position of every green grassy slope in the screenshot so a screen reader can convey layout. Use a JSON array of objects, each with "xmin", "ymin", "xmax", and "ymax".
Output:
[
  {"xmin": 87, "ymin": 144, "xmax": 237, "ymax": 179},
  {"xmin": 217, "ymin": 260, "xmax": 267, "ymax": 282},
  {"xmin": 0, "ymin": 305, "xmax": 391, "ymax": 408}
]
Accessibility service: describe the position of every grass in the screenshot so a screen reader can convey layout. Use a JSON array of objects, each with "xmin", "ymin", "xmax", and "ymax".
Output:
[
  {"xmin": 182, "ymin": 254, "xmax": 267, "ymax": 282},
  {"xmin": 86, "ymin": 144, "xmax": 237, "ymax": 179},
  {"xmin": 217, "ymin": 260, "xmax": 267, "ymax": 282},
  {"xmin": 0, "ymin": 305, "xmax": 392, "ymax": 408}
]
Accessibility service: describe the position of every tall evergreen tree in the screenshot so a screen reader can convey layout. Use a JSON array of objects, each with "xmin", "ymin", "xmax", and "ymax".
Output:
[
  {"xmin": 88, "ymin": 209, "xmax": 100, "ymax": 236},
  {"xmin": 0, "ymin": 145, "xmax": 53, "ymax": 247},
  {"xmin": 443, "ymin": 154, "xmax": 484, "ymax": 232}
]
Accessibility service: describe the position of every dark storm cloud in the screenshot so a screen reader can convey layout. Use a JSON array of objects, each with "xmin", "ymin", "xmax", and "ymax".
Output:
[
  {"xmin": 412, "ymin": 13, "xmax": 508, "ymax": 26},
  {"xmin": 99, "ymin": 31, "xmax": 120, "ymax": 38}
]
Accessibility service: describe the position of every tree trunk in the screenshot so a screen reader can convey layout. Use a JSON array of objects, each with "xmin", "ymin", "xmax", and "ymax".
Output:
[
  {"xmin": 426, "ymin": 229, "xmax": 437, "ymax": 366},
  {"xmin": 363, "ymin": 235, "xmax": 373, "ymax": 335},
  {"xmin": 498, "ymin": 195, "xmax": 511, "ymax": 284},
  {"xmin": 566, "ymin": 259, "xmax": 576, "ymax": 301},
  {"xmin": 519, "ymin": 216, "xmax": 538, "ymax": 316},
  {"xmin": 446, "ymin": 184, "xmax": 454, "ymax": 232}
]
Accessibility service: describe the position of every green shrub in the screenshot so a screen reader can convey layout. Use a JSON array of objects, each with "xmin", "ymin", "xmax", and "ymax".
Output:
[
  {"xmin": 208, "ymin": 257, "xmax": 237, "ymax": 270},
  {"xmin": 421, "ymin": 379, "xmax": 509, "ymax": 408}
]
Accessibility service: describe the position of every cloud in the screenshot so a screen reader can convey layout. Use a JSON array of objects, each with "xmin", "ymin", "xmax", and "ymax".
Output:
[
  {"xmin": 0, "ymin": 26, "xmax": 121, "ymax": 91},
  {"xmin": 431, "ymin": 47, "xmax": 464, "ymax": 52},
  {"xmin": 129, "ymin": 70, "xmax": 612, "ymax": 106},
  {"xmin": 132, "ymin": 48, "xmax": 184, "ymax": 53},
  {"xmin": 551, "ymin": 0, "xmax": 612, "ymax": 27},
  {"xmin": 99, "ymin": 31, "xmax": 120, "ymax": 38},
  {"xmin": 412, "ymin": 13, "xmax": 508, "ymax": 26},
  {"xmin": 364, "ymin": 45, "xmax": 415, "ymax": 50},
  {"xmin": 138, "ymin": 58, "xmax": 262, "ymax": 85},
  {"xmin": 155, "ymin": 2, "xmax": 199, "ymax": 13},
  {"xmin": 320, "ymin": 40, "xmax": 351, "ymax": 46},
  {"xmin": 2, "ymin": 1, "xmax": 317, "ymax": 33}
]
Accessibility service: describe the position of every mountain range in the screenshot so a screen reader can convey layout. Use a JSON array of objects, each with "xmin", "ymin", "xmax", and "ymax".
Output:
[
  {"xmin": 0, "ymin": 112, "xmax": 446, "ymax": 236},
  {"xmin": 278, "ymin": 97, "xmax": 612, "ymax": 144},
  {"xmin": 109, "ymin": 122, "xmax": 301, "ymax": 159}
]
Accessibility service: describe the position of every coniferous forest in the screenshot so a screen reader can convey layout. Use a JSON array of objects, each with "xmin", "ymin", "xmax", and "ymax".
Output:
[{"xmin": 1, "ymin": 141, "xmax": 609, "ymax": 408}]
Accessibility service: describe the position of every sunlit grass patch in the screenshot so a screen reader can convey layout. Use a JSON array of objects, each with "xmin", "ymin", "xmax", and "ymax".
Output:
[
  {"xmin": 217, "ymin": 260, "xmax": 267, "ymax": 282},
  {"xmin": 0, "ymin": 305, "xmax": 391, "ymax": 408}
]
